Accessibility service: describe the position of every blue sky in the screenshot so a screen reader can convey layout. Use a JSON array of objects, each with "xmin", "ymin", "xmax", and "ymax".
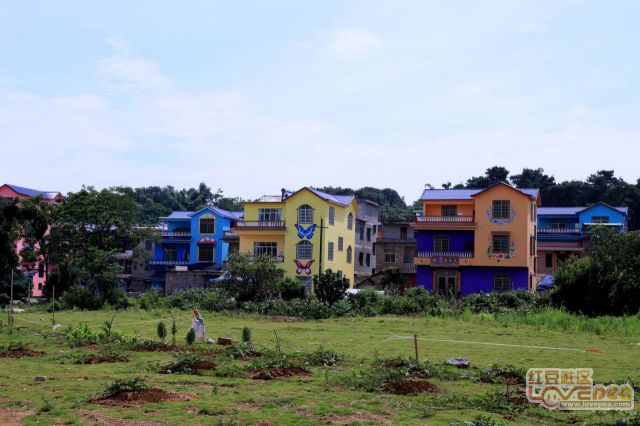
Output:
[{"xmin": 1, "ymin": 0, "xmax": 639, "ymax": 202}]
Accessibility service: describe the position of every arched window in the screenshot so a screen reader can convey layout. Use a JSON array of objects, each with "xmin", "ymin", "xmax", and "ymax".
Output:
[
  {"xmin": 346, "ymin": 246, "xmax": 352, "ymax": 264},
  {"xmin": 296, "ymin": 240, "xmax": 313, "ymax": 259},
  {"xmin": 297, "ymin": 204, "xmax": 314, "ymax": 224},
  {"xmin": 347, "ymin": 213, "xmax": 353, "ymax": 230}
]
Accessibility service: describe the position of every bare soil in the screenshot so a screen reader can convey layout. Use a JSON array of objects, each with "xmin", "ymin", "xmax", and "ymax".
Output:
[
  {"xmin": 191, "ymin": 360, "xmax": 217, "ymax": 371},
  {"xmin": 132, "ymin": 343, "xmax": 180, "ymax": 352},
  {"xmin": 92, "ymin": 389, "xmax": 193, "ymax": 406},
  {"xmin": 380, "ymin": 379, "xmax": 442, "ymax": 395},
  {"xmin": 0, "ymin": 348, "xmax": 44, "ymax": 358},
  {"xmin": 0, "ymin": 408, "xmax": 35, "ymax": 426},
  {"xmin": 80, "ymin": 355, "xmax": 130, "ymax": 364},
  {"xmin": 248, "ymin": 366, "xmax": 310, "ymax": 380},
  {"xmin": 79, "ymin": 410, "xmax": 170, "ymax": 425}
]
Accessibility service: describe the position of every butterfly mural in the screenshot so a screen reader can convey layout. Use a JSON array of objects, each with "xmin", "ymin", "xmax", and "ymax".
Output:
[
  {"xmin": 295, "ymin": 224, "xmax": 316, "ymax": 239},
  {"xmin": 294, "ymin": 259, "xmax": 315, "ymax": 275}
]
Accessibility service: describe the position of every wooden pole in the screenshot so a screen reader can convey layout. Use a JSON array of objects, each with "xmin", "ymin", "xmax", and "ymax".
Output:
[
  {"xmin": 8, "ymin": 269, "xmax": 14, "ymax": 334},
  {"xmin": 414, "ymin": 334, "xmax": 419, "ymax": 363},
  {"xmin": 51, "ymin": 284, "xmax": 55, "ymax": 325}
]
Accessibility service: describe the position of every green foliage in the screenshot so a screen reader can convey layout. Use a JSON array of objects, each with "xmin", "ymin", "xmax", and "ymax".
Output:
[
  {"xmin": 224, "ymin": 341, "xmax": 258, "ymax": 359},
  {"xmin": 138, "ymin": 290, "xmax": 163, "ymax": 310},
  {"xmin": 158, "ymin": 354, "xmax": 203, "ymax": 375},
  {"xmin": 65, "ymin": 321, "xmax": 136, "ymax": 347},
  {"xmin": 241, "ymin": 326, "xmax": 251, "ymax": 343},
  {"xmin": 37, "ymin": 397, "xmax": 54, "ymax": 413},
  {"xmin": 0, "ymin": 269, "xmax": 30, "ymax": 307},
  {"xmin": 466, "ymin": 415, "xmax": 505, "ymax": 426},
  {"xmin": 314, "ymin": 269, "xmax": 349, "ymax": 305},
  {"xmin": 478, "ymin": 364, "xmax": 526, "ymax": 385},
  {"xmin": 60, "ymin": 286, "xmax": 101, "ymax": 310},
  {"xmin": 171, "ymin": 313, "xmax": 177, "ymax": 345},
  {"xmin": 101, "ymin": 377, "xmax": 148, "ymax": 398},
  {"xmin": 303, "ymin": 347, "xmax": 342, "ymax": 366},
  {"xmin": 552, "ymin": 229, "xmax": 640, "ymax": 315},
  {"xmin": 157, "ymin": 321, "xmax": 167, "ymax": 342},
  {"xmin": 186, "ymin": 327, "xmax": 196, "ymax": 345},
  {"xmin": 461, "ymin": 291, "xmax": 546, "ymax": 314},
  {"xmin": 227, "ymin": 252, "xmax": 283, "ymax": 302},
  {"xmin": 278, "ymin": 277, "xmax": 307, "ymax": 300}
]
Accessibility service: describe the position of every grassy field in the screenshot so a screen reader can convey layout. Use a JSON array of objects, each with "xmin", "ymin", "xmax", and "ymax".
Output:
[{"xmin": 0, "ymin": 308, "xmax": 638, "ymax": 425}]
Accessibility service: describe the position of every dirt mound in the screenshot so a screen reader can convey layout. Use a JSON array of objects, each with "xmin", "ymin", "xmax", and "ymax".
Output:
[
  {"xmin": 81, "ymin": 355, "xmax": 130, "ymax": 364},
  {"xmin": 249, "ymin": 367, "xmax": 310, "ymax": 380},
  {"xmin": 92, "ymin": 389, "xmax": 192, "ymax": 406},
  {"xmin": 191, "ymin": 360, "xmax": 217, "ymax": 371},
  {"xmin": 0, "ymin": 348, "xmax": 44, "ymax": 358},
  {"xmin": 132, "ymin": 343, "xmax": 179, "ymax": 352},
  {"xmin": 380, "ymin": 361, "xmax": 405, "ymax": 368},
  {"xmin": 381, "ymin": 380, "xmax": 441, "ymax": 395}
]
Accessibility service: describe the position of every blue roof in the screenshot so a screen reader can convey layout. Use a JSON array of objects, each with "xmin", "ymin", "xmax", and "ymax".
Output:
[
  {"xmin": 539, "ymin": 204, "xmax": 629, "ymax": 216},
  {"xmin": 163, "ymin": 206, "xmax": 243, "ymax": 221},
  {"xmin": 6, "ymin": 184, "xmax": 60, "ymax": 200},
  {"xmin": 420, "ymin": 186, "xmax": 539, "ymax": 201},
  {"xmin": 307, "ymin": 188, "xmax": 354, "ymax": 206}
]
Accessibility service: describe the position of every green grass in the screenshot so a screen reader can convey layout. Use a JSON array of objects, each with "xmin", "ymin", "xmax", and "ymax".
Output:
[{"xmin": 1, "ymin": 308, "xmax": 638, "ymax": 425}]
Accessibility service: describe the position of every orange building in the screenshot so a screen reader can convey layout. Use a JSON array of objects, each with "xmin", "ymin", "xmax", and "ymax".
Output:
[{"xmin": 413, "ymin": 182, "xmax": 540, "ymax": 296}]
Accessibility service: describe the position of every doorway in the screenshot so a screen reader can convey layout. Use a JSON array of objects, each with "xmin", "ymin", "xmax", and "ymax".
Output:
[{"xmin": 434, "ymin": 270, "xmax": 458, "ymax": 299}]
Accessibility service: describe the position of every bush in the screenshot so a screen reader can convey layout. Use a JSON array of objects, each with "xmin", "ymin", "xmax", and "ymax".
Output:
[
  {"xmin": 314, "ymin": 269, "xmax": 350, "ymax": 304},
  {"xmin": 461, "ymin": 291, "xmax": 542, "ymax": 314},
  {"xmin": 60, "ymin": 286, "xmax": 101, "ymax": 310},
  {"xmin": 242, "ymin": 326, "xmax": 251, "ymax": 343},
  {"xmin": 101, "ymin": 377, "xmax": 148, "ymax": 398},
  {"xmin": 279, "ymin": 277, "xmax": 307, "ymax": 301},
  {"xmin": 157, "ymin": 321, "xmax": 167, "ymax": 342},
  {"xmin": 138, "ymin": 290, "xmax": 164, "ymax": 310},
  {"xmin": 186, "ymin": 328, "xmax": 196, "ymax": 345}
]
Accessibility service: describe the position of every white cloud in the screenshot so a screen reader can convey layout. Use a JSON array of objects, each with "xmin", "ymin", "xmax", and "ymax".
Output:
[{"xmin": 324, "ymin": 27, "xmax": 383, "ymax": 59}]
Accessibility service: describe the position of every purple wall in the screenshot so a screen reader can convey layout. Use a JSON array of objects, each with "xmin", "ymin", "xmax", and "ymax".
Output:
[
  {"xmin": 415, "ymin": 230, "xmax": 474, "ymax": 252},
  {"xmin": 416, "ymin": 265, "xmax": 529, "ymax": 295}
]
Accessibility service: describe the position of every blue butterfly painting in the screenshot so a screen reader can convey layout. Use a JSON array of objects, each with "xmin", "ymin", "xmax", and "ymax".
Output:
[{"xmin": 295, "ymin": 224, "xmax": 316, "ymax": 239}]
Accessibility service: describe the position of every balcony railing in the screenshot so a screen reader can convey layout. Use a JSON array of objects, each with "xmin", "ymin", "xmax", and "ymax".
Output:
[
  {"xmin": 148, "ymin": 260, "xmax": 189, "ymax": 266},
  {"xmin": 537, "ymin": 242, "xmax": 584, "ymax": 250},
  {"xmin": 537, "ymin": 228, "xmax": 582, "ymax": 234},
  {"xmin": 416, "ymin": 251, "xmax": 474, "ymax": 258},
  {"xmin": 413, "ymin": 216, "xmax": 475, "ymax": 229},
  {"xmin": 401, "ymin": 262, "xmax": 415, "ymax": 271},
  {"xmin": 162, "ymin": 231, "xmax": 191, "ymax": 238},
  {"xmin": 417, "ymin": 216, "xmax": 474, "ymax": 222},
  {"xmin": 235, "ymin": 221, "xmax": 286, "ymax": 230},
  {"xmin": 247, "ymin": 255, "xmax": 285, "ymax": 263}
]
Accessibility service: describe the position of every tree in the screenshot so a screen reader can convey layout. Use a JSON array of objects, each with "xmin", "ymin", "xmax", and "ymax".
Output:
[
  {"xmin": 227, "ymin": 252, "xmax": 283, "ymax": 302},
  {"xmin": 313, "ymin": 269, "xmax": 349, "ymax": 304},
  {"xmin": 551, "ymin": 228, "xmax": 640, "ymax": 315},
  {"xmin": 511, "ymin": 168, "xmax": 556, "ymax": 189},
  {"xmin": 380, "ymin": 267, "xmax": 404, "ymax": 292},
  {"xmin": 0, "ymin": 268, "xmax": 30, "ymax": 307}
]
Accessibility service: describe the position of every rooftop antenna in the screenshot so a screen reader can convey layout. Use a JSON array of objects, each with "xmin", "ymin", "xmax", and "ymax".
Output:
[{"xmin": 281, "ymin": 188, "xmax": 288, "ymax": 201}]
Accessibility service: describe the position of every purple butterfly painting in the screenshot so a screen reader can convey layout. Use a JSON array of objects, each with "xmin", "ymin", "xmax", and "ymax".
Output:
[{"xmin": 293, "ymin": 259, "xmax": 315, "ymax": 275}]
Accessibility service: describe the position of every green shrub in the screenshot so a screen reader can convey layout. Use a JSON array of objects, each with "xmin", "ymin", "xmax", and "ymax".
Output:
[
  {"xmin": 138, "ymin": 290, "xmax": 164, "ymax": 310},
  {"xmin": 225, "ymin": 341, "xmax": 259, "ymax": 359},
  {"xmin": 241, "ymin": 326, "xmax": 251, "ymax": 343},
  {"xmin": 186, "ymin": 328, "xmax": 196, "ymax": 345},
  {"xmin": 66, "ymin": 322, "xmax": 100, "ymax": 346},
  {"xmin": 279, "ymin": 277, "xmax": 307, "ymax": 300},
  {"xmin": 314, "ymin": 269, "xmax": 349, "ymax": 304},
  {"xmin": 101, "ymin": 377, "xmax": 148, "ymax": 398},
  {"xmin": 60, "ymin": 286, "xmax": 101, "ymax": 310},
  {"xmin": 157, "ymin": 321, "xmax": 167, "ymax": 342},
  {"xmin": 171, "ymin": 314, "xmax": 177, "ymax": 345},
  {"xmin": 303, "ymin": 347, "xmax": 342, "ymax": 366}
]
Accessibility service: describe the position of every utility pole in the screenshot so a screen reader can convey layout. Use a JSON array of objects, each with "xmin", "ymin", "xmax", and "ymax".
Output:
[
  {"xmin": 51, "ymin": 284, "xmax": 55, "ymax": 325},
  {"xmin": 318, "ymin": 218, "xmax": 324, "ymax": 275},
  {"xmin": 8, "ymin": 269, "xmax": 14, "ymax": 334}
]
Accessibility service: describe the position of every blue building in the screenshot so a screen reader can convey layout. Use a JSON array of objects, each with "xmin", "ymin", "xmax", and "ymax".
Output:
[
  {"xmin": 536, "ymin": 202, "xmax": 628, "ymax": 275},
  {"xmin": 149, "ymin": 206, "xmax": 243, "ymax": 290}
]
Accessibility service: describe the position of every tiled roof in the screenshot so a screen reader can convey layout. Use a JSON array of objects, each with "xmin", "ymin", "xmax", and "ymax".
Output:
[
  {"xmin": 163, "ymin": 207, "xmax": 243, "ymax": 221},
  {"xmin": 419, "ymin": 186, "xmax": 539, "ymax": 201},
  {"xmin": 164, "ymin": 211, "xmax": 194, "ymax": 220},
  {"xmin": 307, "ymin": 188, "xmax": 354, "ymax": 206},
  {"xmin": 539, "ymin": 204, "xmax": 629, "ymax": 216},
  {"xmin": 6, "ymin": 184, "xmax": 61, "ymax": 200}
]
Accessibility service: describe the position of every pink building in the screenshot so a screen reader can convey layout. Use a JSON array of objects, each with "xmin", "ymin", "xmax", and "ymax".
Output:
[{"xmin": 0, "ymin": 184, "xmax": 62, "ymax": 298}]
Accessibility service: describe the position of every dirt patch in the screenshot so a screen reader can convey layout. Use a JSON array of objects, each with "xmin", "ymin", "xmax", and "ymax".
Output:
[
  {"xmin": 191, "ymin": 360, "xmax": 217, "ymax": 371},
  {"xmin": 132, "ymin": 343, "xmax": 180, "ymax": 352},
  {"xmin": 91, "ymin": 389, "xmax": 193, "ymax": 406},
  {"xmin": 248, "ymin": 367, "xmax": 310, "ymax": 380},
  {"xmin": 238, "ymin": 351, "xmax": 263, "ymax": 360},
  {"xmin": 380, "ymin": 361, "xmax": 405, "ymax": 368},
  {"xmin": 264, "ymin": 316, "xmax": 304, "ymax": 322},
  {"xmin": 380, "ymin": 380, "xmax": 442, "ymax": 395},
  {"xmin": 0, "ymin": 408, "xmax": 35, "ymax": 426},
  {"xmin": 80, "ymin": 355, "xmax": 130, "ymax": 364},
  {"xmin": 0, "ymin": 349, "xmax": 44, "ymax": 358},
  {"xmin": 321, "ymin": 412, "xmax": 394, "ymax": 425},
  {"xmin": 79, "ymin": 410, "xmax": 169, "ymax": 425}
]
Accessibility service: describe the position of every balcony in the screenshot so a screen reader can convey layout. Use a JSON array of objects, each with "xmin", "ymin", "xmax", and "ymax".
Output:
[
  {"xmin": 537, "ymin": 242, "xmax": 584, "ymax": 251},
  {"xmin": 161, "ymin": 231, "xmax": 192, "ymax": 242},
  {"xmin": 234, "ymin": 221, "xmax": 286, "ymax": 231},
  {"xmin": 416, "ymin": 251, "xmax": 474, "ymax": 258},
  {"xmin": 537, "ymin": 227, "xmax": 581, "ymax": 234},
  {"xmin": 222, "ymin": 230, "xmax": 239, "ymax": 242},
  {"xmin": 413, "ymin": 216, "xmax": 475, "ymax": 230},
  {"xmin": 247, "ymin": 255, "xmax": 285, "ymax": 263},
  {"xmin": 415, "ymin": 251, "xmax": 474, "ymax": 267},
  {"xmin": 148, "ymin": 260, "xmax": 189, "ymax": 266}
]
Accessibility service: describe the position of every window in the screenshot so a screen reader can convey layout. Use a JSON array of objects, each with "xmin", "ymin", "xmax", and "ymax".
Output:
[
  {"xmin": 253, "ymin": 242, "xmax": 278, "ymax": 257},
  {"xmin": 400, "ymin": 226, "xmax": 407, "ymax": 239},
  {"xmin": 347, "ymin": 213, "xmax": 353, "ymax": 230},
  {"xmin": 199, "ymin": 217, "xmax": 216, "ymax": 234},
  {"xmin": 296, "ymin": 241, "xmax": 313, "ymax": 259},
  {"xmin": 550, "ymin": 219, "xmax": 566, "ymax": 229},
  {"xmin": 442, "ymin": 205, "xmax": 457, "ymax": 216},
  {"xmin": 328, "ymin": 242, "xmax": 334, "ymax": 261},
  {"xmin": 164, "ymin": 247, "xmax": 177, "ymax": 261},
  {"xmin": 492, "ymin": 234, "xmax": 510, "ymax": 253},
  {"xmin": 592, "ymin": 216, "xmax": 610, "ymax": 224},
  {"xmin": 434, "ymin": 235, "xmax": 450, "ymax": 252},
  {"xmin": 358, "ymin": 252, "xmax": 364, "ymax": 266},
  {"xmin": 366, "ymin": 228, "xmax": 371, "ymax": 241},
  {"xmin": 529, "ymin": 236, "xmax": 536, "ymax": 255},
  {"xmin": 346, "ymin": 246, "xmax": 352, "ymax": 263},
  {"xmin": 492, "ymin": 200, "xmax": 510, "ymax": 220},
  {"xmin": 366, "ymin": 253, "xmax": 371, "ymax": 267},
  {"xmin": 258, "ymin": 208, "xmax": 282, "ymax": 222},
  {"xmin": 38, "ymin": 262, "xmax": 44, "ymax": 278},
  {"xmin": 145, "ymin": 239, "xmax": 153, "ymax": 250},
  {"xmin": 545, "ymin": 253, "xmax": 553, "ymax": 268},
  {"xmin": 338, "ymin": 237, "xmax": 344, "ymax": 251},
  {"xmin": 530, "ymin": 203, "xmax": 536, "ymax": 221},
  {"xmin": 198, "ymin": 246, "xmax": 214, "ymax": 262},
  {"xmin": 329, "ymin": 207, "xmax": 335, "ymax": 225},
  {"xmin": 494, "ymin": 273, "xmax": 511, "ymax": 292},
  {"xmin": 358, "ymin": 223, "xmax": 364, "ymax": 240},
  {"xmin": 297, "ymin": 204, "xmax": 314, "ymax": 224},
  {"xmin": 384, "ymin": 249, "xmax": 396, "ymax": 263}
]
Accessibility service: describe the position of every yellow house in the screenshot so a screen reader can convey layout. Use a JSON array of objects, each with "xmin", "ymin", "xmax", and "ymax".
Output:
[{"xmin": 233, "ymin": 187, "xmax": 358, "ymax": 288}]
